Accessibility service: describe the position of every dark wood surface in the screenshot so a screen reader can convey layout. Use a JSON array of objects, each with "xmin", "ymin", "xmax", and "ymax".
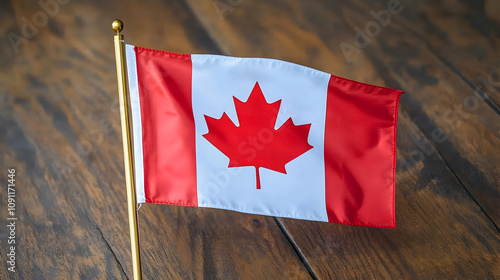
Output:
[{"xmin": 0, "ymin": 0, "xmax": 498, "ymax": 279}]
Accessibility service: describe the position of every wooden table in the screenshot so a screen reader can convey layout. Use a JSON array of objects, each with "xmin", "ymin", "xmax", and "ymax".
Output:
[{"xmin": 1, "ymin": 0, "xmax": 499, "ymax": 279}]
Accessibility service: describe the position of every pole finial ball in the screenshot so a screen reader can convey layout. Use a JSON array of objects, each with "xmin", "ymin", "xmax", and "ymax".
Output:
[{"xmin": 112, "ymin": 19, "xmax": 123, "ymax": 33}]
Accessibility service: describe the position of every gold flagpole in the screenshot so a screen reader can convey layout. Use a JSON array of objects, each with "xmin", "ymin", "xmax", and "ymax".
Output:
[{"xmin": 112, "ymin": 19, "xmax": 142, "ymax": 280}]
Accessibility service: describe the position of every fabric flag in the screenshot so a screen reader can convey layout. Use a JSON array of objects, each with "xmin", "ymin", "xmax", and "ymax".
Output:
[{"xmin": 125, "ymin": 45, "xmax": 403, "ymax": 228}]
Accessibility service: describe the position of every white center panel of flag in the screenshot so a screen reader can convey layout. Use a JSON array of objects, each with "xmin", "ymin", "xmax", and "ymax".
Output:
[{"xmin": 191, "ymin": 55, "xmax": 330, "ymax": 222}]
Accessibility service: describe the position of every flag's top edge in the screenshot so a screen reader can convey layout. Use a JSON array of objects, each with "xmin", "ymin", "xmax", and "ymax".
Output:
[
  {"xmin": 330, "ymin": 75, "xmax": 405, "ymax": 95},
  {"xmin": 127, "ymin": 44, "xmax": 405, "ymax": 94},
  {"xmin": 130, "ymin": 45, "xmax": 191, "ymax": 58}
]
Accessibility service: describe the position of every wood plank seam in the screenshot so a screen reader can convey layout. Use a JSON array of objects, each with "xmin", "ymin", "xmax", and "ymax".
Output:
[
  {"xmin": 394, "ymin": 20, "xmax": 500, "ymax": 114},
  {"xmin": 95, "ymin": 224, "xmax": 129, "ymax": 279},
  {"xmin": 274, "ymin": 217, "xmax": 319, "ymax": 280},
  {"xmin": 362, "ymin": 47, "xmax": 500, "ymax": 232},
  {"xmin": 429, "ymin": 148, "xmax": 500, "ymax": 233}
]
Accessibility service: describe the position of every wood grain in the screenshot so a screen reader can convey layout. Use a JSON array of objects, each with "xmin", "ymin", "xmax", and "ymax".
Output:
[
  {"xmin": 396, "ymin": 0, "xmax": 500, "ymax": 109},
  {"xmin": 0, "ymin": 0, "xmax": 499, "ymax": 279}
]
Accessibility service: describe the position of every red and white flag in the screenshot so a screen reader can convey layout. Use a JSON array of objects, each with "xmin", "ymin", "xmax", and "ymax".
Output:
[{"xmin": 126, "ymin": 45, "xmax": 403, "ymax": 228}]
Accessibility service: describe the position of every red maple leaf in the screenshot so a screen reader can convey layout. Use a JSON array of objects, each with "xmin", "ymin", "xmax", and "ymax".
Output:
[{"xmin": 203, "ymin": 82, "xmax": 313, "ymax": 189}]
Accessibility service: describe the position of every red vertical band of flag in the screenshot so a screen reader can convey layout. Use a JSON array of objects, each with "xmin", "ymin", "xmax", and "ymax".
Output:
[
  {"xmin": 324, "ymin": 75, "xmax": 402, "ymax": 228},
  {"xmin": 134, "ymin": 47, "xmax": 198, "ymax": 206}
]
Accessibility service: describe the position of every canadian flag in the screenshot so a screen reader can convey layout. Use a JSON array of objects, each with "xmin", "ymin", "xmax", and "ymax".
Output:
[{"xmin": 126, "ymin": 45, "xmax": 403, "ymax": 228}]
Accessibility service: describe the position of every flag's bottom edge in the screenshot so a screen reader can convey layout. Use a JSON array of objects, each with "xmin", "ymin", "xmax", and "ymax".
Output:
[{"xmin": 143, "ymin": 199, "xmax": 395, "ymax": 228}]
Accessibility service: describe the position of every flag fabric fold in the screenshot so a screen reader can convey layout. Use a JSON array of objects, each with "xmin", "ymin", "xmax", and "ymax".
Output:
[{"xmin": 125, "ymin": 45, "xmax": 403, "ymax": 228}]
